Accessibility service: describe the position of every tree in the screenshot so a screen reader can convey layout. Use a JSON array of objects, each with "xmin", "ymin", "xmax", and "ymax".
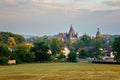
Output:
[
  {"xmin": 78, "ymin": 49, "xmax": 88, "ymax": 59},
  {"xmin": 112, "ymin": 36, "xmax": 120, "ymax": 62},
  {"xmin": 0, "ymin": 44, "xmax": 10, "ymax": 57},
  {"xmin": 13, "ymin": 44, "xmax": 35, "ymax": 63},
  {"xmin": 31, "ymin": 42, "xmax": 51, "ymax": 62},
  {"xmin": 51, "ymin": 38, "xmax": 62, "ymax": 56},
  {"xmin": 0, "ymin": 44, "xmax": 10, "ymax": 65},
  {"xmin": 68, "ymin": 50, "xmax": 77, "ymax": 62},
  {"xmin": 92, "ymin": 38, "xmax": 104, "ymax": 58},
  {"xmin": 81, "ymin": 34, "xmax": 92, "ymax": 47},
  {"xmin": 73, "ymin": 39, "xmax": 84, "ymax": 51},
  {"xmin": 8, "ymin": 37, "xmax": 17, "ymax": 49}
]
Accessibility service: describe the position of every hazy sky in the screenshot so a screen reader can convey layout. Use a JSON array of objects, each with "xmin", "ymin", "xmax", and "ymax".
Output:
[{"xmin": 0, "ymin": 0, "xmax": 120, "ymax": 36}]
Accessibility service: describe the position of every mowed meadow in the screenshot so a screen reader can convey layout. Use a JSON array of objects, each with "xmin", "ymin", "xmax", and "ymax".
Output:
[{"xmin": 0, "ymin": 63, "xmax": 120, "ymax": 80}]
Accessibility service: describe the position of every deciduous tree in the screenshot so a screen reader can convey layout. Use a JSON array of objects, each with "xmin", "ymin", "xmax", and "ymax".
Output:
[
  {"xmin": 31, "ymin": 42, "xmax": 51, "ymax": 62},
  {"xmin": 112, "ymin": 36, "xmax": 120, "ymax": 62},
  {"xmin": 68, "ymin": 50, "xmax": 77, "ymax": 62},
  {"xmin": 78, "ymin": 49, "xmax": 88, "ymax": 59}
]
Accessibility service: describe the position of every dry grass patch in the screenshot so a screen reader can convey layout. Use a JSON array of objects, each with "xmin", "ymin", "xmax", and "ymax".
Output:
[{"xmin": 0, "ymin": 63, "xmax": 120, "ymax": 80}]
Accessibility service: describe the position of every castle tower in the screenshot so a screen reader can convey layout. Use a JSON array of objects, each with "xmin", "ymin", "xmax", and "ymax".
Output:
[
  {"xmin": 68, "ymin": 24, "xmax": 78, "ymax": 39},
  {"xmin": 68, "ymin": 24, "xmax": 78, "ymax": 43},
  {"xmin": 58, "ymin": 24, "xmax": 78, "ymax": 44},
  {"xmin": 69, "ymin": 24, "xmax": 75, "ymax": 37}
]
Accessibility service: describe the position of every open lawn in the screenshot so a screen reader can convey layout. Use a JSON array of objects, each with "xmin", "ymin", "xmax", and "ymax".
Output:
[{"xmin": 0, "ymin": 63, "xmax": 120, "ymax": 80}]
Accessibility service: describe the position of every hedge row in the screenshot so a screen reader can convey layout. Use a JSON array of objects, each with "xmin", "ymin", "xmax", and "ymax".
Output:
[{"xmin": 92, "ymin": 61, "xmax": 120, "ymax": 64}]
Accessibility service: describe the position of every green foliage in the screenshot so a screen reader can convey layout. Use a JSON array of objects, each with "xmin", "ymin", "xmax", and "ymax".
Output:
[
  {"xmin": 10, "ymin": 52, "xmax": 21, "ymax": 64},
  {"xmin": 49, "ymin": 55, "xmax": 55, "ymax": 61},
  {"xmin": 31, "ymin": 42, "xmax": 51, "ymax": 62},
  {"xmin": 81, "ymin": 34, "xmax": 92, "ymax": 47},
  {"xmin": 58, "ymin": 52, "xmax": 66, "ymax": 59},
  {"xmin": 79, "ymin": 49, "xmax": 88, "ymax": 59},
  {"xmin": 0, "ymin": 57, "xmax": 8, "ymax": 65},
  {"xmin": 14, "ymin": 44, "xmax": 35, "ymax": 63},
  {"xmin": 35, "ymin": 37, "xmax": 44, "ymax": 43},
  {"xmin": 73, "ymin": 39, "xmax": 84, "ymax": 51},
  {"xmin": 109, "ymin": 40, "xmax": 113, "ymax": 46},
  {"xmin": 94, "ymin": 39, "xmax": 103, "ymax": 50},
  {"xmin": 35, "ymin": 52, "xmax": 51, "ymax": 62},
  {"xmin": 112, "ymin": 36, "xmax": 120, "ymax": 62},
  {"xmin": 0, "ymin": 44, "xmax": 12, "ymax": 65},
  {"xmin": 0, "ymin": 44, "xmax": 10, "ymax": 57},
  {"xmin": 68, "ymin": 51, "xmax": 77, "ymax": 62},
  {"xmin": 51, "ymin": 38, "xmax": 63, "ymax": 55},
  {"xmin": 91, "ymin": 38, "xmax": 104, "ymax": 58},
  {"xmin": 24, "ymin": 52, "xmax": 35, "ymax": 63},
  {"xmin": 0, "ymin": 32, "xmax": 26, "ymax": 44}
]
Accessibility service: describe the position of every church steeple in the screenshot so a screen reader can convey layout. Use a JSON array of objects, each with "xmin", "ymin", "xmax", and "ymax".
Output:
[{"xmin": 96, "ymin": 28, "xmax": 102, "ymax": 39}]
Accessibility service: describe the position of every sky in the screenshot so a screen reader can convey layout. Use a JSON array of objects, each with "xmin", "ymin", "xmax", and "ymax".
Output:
[{"xmin": 0, "ymin": 0, "xmax": 120, "ymax": 37}]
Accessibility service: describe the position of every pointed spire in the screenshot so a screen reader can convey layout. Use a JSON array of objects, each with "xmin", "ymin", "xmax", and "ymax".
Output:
[
  {"xmin": 71, "ymin": 24, "xmax": 73, "ymax": 28},
  {"xmin": 96, "ymin": 28, "xmax": 102, "ymax": 39},
  {"xmin": 69, "ymin": 24, "xmax": 75, "ymax": 34}
]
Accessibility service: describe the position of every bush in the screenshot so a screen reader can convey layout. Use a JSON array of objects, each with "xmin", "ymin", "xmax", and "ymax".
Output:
[
  {"xmin": 50, "ymin": 55, "xmax": 55, "ymax": 61},
  {"xmin": 0, "ymin": 57, "xmax": 8, "ymax": 65},
  {"xmin": 58, "ymin": 52, "xmax": 66, "ymax": 59}
]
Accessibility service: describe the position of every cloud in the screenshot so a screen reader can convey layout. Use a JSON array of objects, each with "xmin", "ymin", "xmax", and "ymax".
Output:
[
  {"xmin": 0, "ymin": 0, "xmax": 120, "ymax": 36},
  {"xmin": 4, "ymin": 0, "xmax": 17, "ymax": 4},
  {"xmin": 104, "ymin": 0, "xmax": 120, "ymax": 7},
  {"xmin": 0, "ymin": 0, "xmax": 30, "ymax": 7},
  {"xmin": 31, "ymin": 0, "xmax": 120, "ymax": 12},
  {"xmin": 0, "ymin": 0, "xmax": 119, "ymax": 12},
  {"xmin": 99, "ymin": 9, "xmax": 120, "ymax": 24}
]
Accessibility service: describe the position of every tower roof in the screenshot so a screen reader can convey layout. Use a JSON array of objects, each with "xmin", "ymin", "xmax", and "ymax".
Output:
[
  {"xmin": 69, "ymin": 24, "xmax": 75, "ymax": 34},
  {"xmin": 96, "ymin": 28, "xmax": 102, "ymax": 39}
]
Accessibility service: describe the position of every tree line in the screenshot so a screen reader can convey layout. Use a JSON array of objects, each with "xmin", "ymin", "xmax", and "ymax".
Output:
[{"xmin": 0, "ymin": 32, "xmax": 120, "ymax": 64}]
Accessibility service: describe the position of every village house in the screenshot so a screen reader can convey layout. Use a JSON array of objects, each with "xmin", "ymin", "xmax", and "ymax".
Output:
[
  {"xmin": 61, "ymin": 46, "xmax": 70, "ymax": 58},
  {"xmin": 103, "ymin": 46, "xmax": 115, "ymax": 62}
]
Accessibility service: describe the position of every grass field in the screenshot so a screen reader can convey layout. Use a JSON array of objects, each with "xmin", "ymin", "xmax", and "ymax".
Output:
[{"xmin": 0, "ymin": 63, "xmax": 120, "ymax": 80}]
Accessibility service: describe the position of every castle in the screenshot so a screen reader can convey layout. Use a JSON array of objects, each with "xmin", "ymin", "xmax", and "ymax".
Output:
[{"xmin": 58, "ymin": 25, "xmax": 78, "ymax": 43}]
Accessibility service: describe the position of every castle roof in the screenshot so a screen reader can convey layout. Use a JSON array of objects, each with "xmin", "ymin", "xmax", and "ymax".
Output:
[
  {"xmin": 69, "ymin": 24, "xmax": 75, "ymax": 35},
  {"xmin": 58, "ymin": 24, "xmax": 78, "ymax": 42}
]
